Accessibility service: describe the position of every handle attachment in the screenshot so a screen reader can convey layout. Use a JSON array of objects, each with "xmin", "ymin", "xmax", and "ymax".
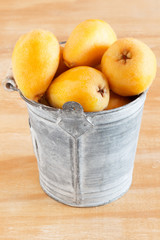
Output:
[
  {"xmin": 62, "ymin": 101, "xmax": 84, "ymax": 116},
  {"xmin": 58, "ymin": 101, "xmax": 93, "ymax": 138}
]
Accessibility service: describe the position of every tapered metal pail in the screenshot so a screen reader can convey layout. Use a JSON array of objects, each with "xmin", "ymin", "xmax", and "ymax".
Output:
[{"xmin": 3, "ymin": 69, "xmax": 146, "ymax": 207}]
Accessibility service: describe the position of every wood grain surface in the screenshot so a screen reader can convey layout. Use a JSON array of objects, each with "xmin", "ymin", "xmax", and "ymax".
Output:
[{"xmin": 0, "ymin": 0, "xmax": 160, "ymax": 239}]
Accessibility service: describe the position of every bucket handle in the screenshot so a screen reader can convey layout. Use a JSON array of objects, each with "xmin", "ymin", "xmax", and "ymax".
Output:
[{"xmin": 2, "ymin": 66, "xmax": 18, "ymax": 92}]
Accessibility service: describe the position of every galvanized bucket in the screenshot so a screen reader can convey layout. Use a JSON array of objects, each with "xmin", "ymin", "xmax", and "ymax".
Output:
[{"xmin": 3, "ymin": 67, "xmax": 146, "ymax": 207}]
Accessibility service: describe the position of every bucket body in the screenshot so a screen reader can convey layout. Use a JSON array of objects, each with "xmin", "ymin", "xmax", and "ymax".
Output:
[
  {"xmin": 26, "ymin": 92, "xmax": 146, "ymax": 207},
  {"xmin": 2, "ymin": 49, "xmax": 147, "ymax": 207}
]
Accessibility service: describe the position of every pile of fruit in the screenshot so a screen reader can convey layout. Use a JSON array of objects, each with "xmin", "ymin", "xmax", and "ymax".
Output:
[{"xmin": 12, "ymin": 19, "xmax": 157, "ymax": 112}]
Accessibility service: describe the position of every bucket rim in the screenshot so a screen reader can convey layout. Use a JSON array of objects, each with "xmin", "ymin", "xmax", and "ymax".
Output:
[{"xmin": 20, "ymin": 89, "xmax": 147, "ymax": 116}]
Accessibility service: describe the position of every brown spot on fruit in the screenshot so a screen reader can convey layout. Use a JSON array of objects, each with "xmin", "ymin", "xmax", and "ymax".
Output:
[
  {"xmin": 97, "ymin": 86, "xmax": 107, "ymax": 97},
  {"xmin": 118, "ymin": 49, "xmax": 132, "ymax": 64},
  {"xmin": 64, "ymin": 60, "xmax": 76, "ymax": 68}
]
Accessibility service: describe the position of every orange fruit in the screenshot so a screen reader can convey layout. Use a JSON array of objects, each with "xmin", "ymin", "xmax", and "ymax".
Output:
[
  {"xmin": 106, "ymin": 91, "xmax": 131, "ymax": 110},
  {"xmin": 63, "ymin": 19, "xmax": 117, "ymax": 68},
  {"xmin": 46, "ymin": 66, "xmax": 110, "ymax": 112},
  {"xmin": 101, "ymin": 38, "xmax": 157, "ymax": 96},
  {"xmin": 12, "ymin": 29, "xmax": 60, "ymax": 101}
]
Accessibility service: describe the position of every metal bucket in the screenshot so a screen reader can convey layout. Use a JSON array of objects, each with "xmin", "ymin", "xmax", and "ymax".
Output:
[{"xmin": 3, "ymin": 68, "xmax": 146, "ymax": 207}]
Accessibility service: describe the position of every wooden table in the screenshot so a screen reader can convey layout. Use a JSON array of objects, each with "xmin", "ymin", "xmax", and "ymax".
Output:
[{"xmin": 0, "ymin": 0, "xmax": 160, "ymax": 239}]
